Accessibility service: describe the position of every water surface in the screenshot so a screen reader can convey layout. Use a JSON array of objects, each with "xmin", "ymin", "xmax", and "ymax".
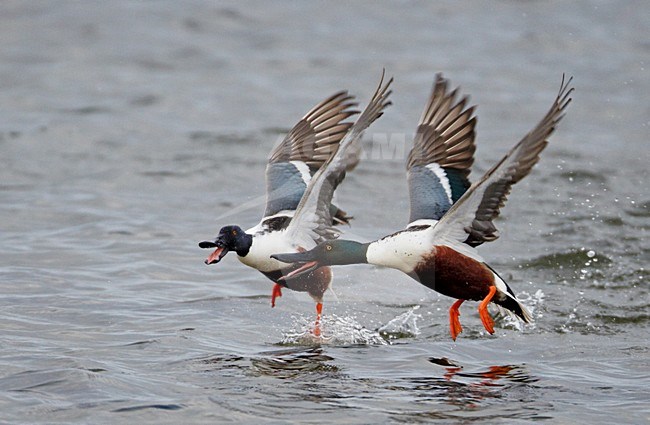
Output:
[{"xmin": 1, "ymin": 1, "xmax": 648, "ymax": 423}]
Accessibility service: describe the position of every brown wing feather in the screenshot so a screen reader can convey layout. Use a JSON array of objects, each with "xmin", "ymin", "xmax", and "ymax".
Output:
[
  {"xmin": 286, "ymin": 72, "xmax": 393, "ymax": 243},
  {"xmin": 407, "ymin": 73, "xmax": 477, "ymax": 177},
  {"xmin": 268, "ymin": 92, "xmax": 359, "ymax": 169},
  {"xmin": 464, "ymin": 75, "xmax": 574, "ymax": 245}
]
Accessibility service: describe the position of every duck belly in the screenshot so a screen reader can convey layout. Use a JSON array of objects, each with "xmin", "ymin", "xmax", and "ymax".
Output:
[
  {"xmin": 254, "ymin": 249, "xmax": 331, "ymax": 300},
  {"xmin": 273, "ymin": 266, "xmax": 332, "ymax": 301},
  {"xmin": 413, "ymin": 245, "xmax": 495, "ymax": 301}
]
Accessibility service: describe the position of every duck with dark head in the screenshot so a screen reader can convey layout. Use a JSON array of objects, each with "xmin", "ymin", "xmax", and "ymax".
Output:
[{"xmin": 200, "ymin": 73, "xmax": 393, "ymax": 335}]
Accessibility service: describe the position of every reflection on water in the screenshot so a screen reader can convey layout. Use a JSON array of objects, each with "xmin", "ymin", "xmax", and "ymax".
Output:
[
  {"xmin": 440, "ymin": 364, "xmax": 538, "ymax": 385},
  {"xmin": 251, "ymin": 347, "xmax": 339, "ymax": 378},
  {"xmin": 385, "ymin": 363, "xmax": 544, "ymax": 422},
  {"xmin": 195, "ymin": 347, "xmax": 341, "ymax": 379},
  {"xmin": 194, "ymin": 346, "xmax": 544, "ymax": 421}
]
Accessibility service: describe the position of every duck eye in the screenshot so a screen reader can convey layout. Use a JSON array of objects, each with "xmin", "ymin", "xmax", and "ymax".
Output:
[
  {"xmin": 326, "ymin": 245, "xmax": 332, "ymax": 251},
  {"xmin": 232, "ymin": 230, "xmax": 237, "ymax": 236}
]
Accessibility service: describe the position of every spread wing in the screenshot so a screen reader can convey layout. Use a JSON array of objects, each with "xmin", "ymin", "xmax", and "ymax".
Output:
[
  {"xmin": 285, "ymin": 72, "xmax": 393, "ymax": 243},
  {"xmin": 263, "ymin": 91, "xmax": 359, "ymax": 218},
  {"xmin": 431, "ymin": 75, "xmax": 574, "ymax": 257},
  {"xmin": 407, "ymin": 73, "xmax": 477, "ymax": 223}
]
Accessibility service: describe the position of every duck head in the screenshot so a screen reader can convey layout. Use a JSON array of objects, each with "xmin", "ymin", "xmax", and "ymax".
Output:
[
  {"xmin": 271, "ymin": 239, "xmax": 369, "ymax": 279},
  {"xmin": 199, "ymin": 225, "xmax": 253, "ymax": 265}
]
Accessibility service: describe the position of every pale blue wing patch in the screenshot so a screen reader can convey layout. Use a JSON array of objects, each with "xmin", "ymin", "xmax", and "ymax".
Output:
[
  {"xmin": 263, "ymin": 162, "xmax": 311, "ymax": 217},
  {"xmin": 406, "ymin": 74, "xmax": 476, "ymax": 224},
  {"xmin": 286, "ymin": 73, "xmax": 393, "ymax": 243},
  {"xmin": 407, "ymin": 165, "xmax": 453, "ymax": 222}
]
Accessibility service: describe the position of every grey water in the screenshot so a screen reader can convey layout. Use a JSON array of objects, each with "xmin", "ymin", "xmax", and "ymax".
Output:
[{"xmin": 1, "ymin": 1, "xmax": 648, "ymax": 423}]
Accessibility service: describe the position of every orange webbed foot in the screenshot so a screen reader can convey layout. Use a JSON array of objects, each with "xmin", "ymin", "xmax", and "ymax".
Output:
[
  {"xmin": 271, "ymin": 283, "xmax": 283, "ymax": 308},
  {"xmin": 478, "ymin": 286, "xmax": 497, "ymax": 335},
  {"xmin": 449, "ymin": 299, "xmax": 465, "ymax": 341}
]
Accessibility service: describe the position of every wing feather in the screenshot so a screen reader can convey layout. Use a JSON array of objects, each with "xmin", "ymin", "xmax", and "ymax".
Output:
[
  {"xmin": 267, "ymin": 91, "xmax": 359, "ymax": 166},
  {"xmin": 286, "ymin": 72, "xmax": 393, "ymax": 243},
  {"xmin": 264, "ymin": 91, "xmax": 359, "ymax": 217},
  {"xmin": 407, "ymin": 74, "xmax": 477, "ymax": 222},
  {"xmin": 432, "ymin": 75, "xmax": 574, "ymax": 250}
]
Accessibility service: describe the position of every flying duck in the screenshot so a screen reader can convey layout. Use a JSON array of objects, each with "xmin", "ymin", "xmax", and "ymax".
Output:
[
  {"xmin": 200, "ymin": 74, "xmax": 393, "ymax": 334},
  {"xmin": 272, "ymin": 75, "xmax": 574, "ymax": 340}
]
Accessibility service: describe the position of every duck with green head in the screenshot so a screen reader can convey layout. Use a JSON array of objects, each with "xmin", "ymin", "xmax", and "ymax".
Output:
[{"xmin": 273, "ymin": 75, "xmax": 573, "ymax": 340}]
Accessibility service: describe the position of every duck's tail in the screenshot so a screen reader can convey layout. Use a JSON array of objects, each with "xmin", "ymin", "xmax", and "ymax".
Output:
[
  {"xmin": 497, "ymin": 291, "xmax": 533, "ymax": 323},
  {"xmin": 488, "ymin": 265, "xmax": 533, "ymax": 323}
]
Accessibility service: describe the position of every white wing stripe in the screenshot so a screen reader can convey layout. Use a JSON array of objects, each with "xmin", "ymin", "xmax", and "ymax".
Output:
[
  {"xmin": 426, "ymin": 163, "xmax": 452, "ymax": 204},
  {"xmin": 290, "ymin": 160, "xmax": 312, "ymax": 186}
]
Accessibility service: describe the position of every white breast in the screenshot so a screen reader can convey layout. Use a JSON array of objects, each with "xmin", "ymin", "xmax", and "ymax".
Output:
[
  {"xmin": 238, "ymin": 228, "xmax": 315, "ymax": 272},
  {"xmin": 366, "ymin": 227, "xmax": 434, "ymax": 274}
]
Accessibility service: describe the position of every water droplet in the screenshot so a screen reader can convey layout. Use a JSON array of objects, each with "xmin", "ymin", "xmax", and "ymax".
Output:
[{"xmin": 587, "ymin": 250, "xmax": 596, "ymax": 258}]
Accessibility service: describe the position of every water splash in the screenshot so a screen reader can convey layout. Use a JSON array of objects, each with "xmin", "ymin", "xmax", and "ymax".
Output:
[
  {"xmin": 279, "ymin": 308, "xmax": 424, "ymax": 345},
  {"xmin": 378, "ymin": 306, "xmax": 422, "ymax": 340},
  {"xmin": 498, "ymin": 289, "xmax": 545, "ymax": 331},
  {"xmin": 279, "ymin": 314, "xmax": 388, "ymax": 346}
]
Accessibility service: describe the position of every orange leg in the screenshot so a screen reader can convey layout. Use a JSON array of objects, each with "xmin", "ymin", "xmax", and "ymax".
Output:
[
  {"xmin": 478, "ymin": 286, "xmax": 497, "ymax": 335},
  {"xmin": 271, "ymin": 283, "xmax": 283, "ymax": 308},
  {"xmin": 449, "ymin": 299, "xmax": 465, "ymax": 341},
  {"xmin": 313, "ymin": 302, "xmax": 323, "ymax": 337}
]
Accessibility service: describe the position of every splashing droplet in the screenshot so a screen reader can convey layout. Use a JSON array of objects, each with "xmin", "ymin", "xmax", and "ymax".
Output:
[
  {"xmin": 280, "ymin": 314, "xmax": 388, "ymax": 346},
  {"xmin": 379, "ymin": 306, "xmax": 422, "ymax": 339}
]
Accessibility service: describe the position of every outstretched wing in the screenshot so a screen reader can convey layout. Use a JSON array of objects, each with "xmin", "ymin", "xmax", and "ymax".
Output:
[
  {"xmin": 407, "ymin": 73, "xmax": 477, "ymax": 223},
  {"xmin": 263, "ymin": 91, "xmax": 359, "ymax": 218},
  {"xmin": 431, "ymin": 75, "xmax": 574, "ymax": 257},
  {"xmin": 286, "ymin": 72, "xmax": 393, "ymax": 243}
]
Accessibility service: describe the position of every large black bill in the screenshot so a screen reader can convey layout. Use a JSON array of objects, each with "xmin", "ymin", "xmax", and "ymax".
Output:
[
  {"xmin": 199, "ymin": 240, "xmax": 218, "ymax": 249},
  {"xmin": 270, "ymin": 252, "xmax": 313, "ymax": 263}
]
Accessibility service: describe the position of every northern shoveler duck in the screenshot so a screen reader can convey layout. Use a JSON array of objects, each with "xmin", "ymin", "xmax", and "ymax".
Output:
[
  {"xmin": 272, "ymin": 75, "xmax": 574, "ymax": 340},
  {"xmin": 199, "ymin": 73, "xmax": 393, "ymax": 335}
]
